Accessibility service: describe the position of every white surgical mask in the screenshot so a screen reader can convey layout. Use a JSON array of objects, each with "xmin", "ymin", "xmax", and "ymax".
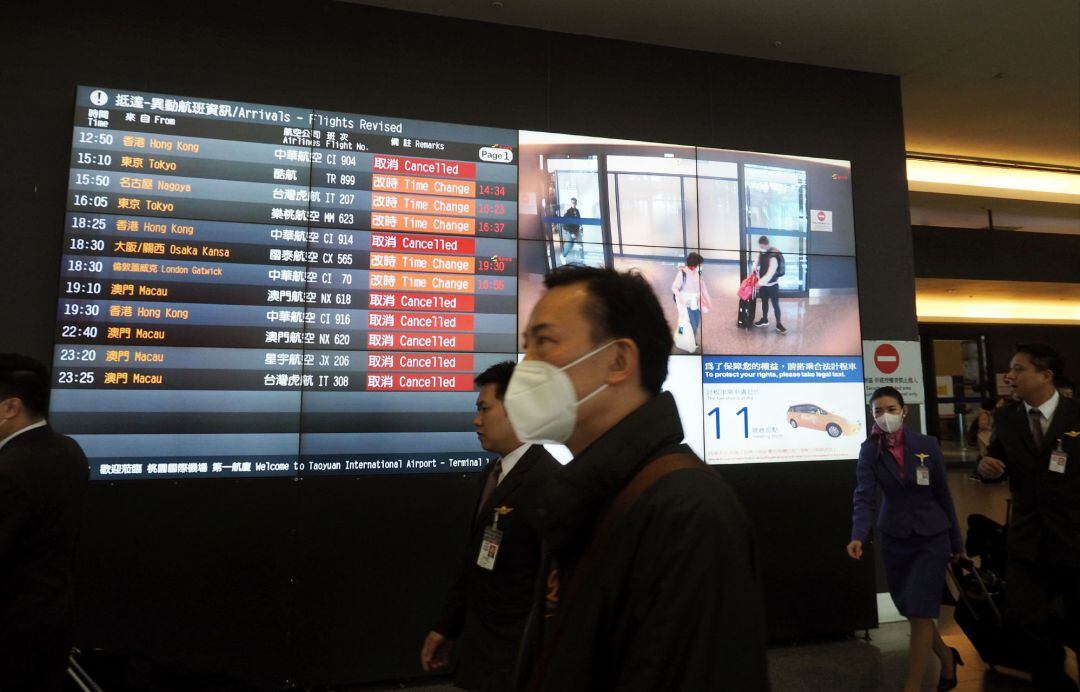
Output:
[
  {"xmin": 503, "ymin": 341, "xmax": 616, "ymax": 444},
  {"xmin": 875, "ymin": 411, "xmax": 904, "ymax": 434}
]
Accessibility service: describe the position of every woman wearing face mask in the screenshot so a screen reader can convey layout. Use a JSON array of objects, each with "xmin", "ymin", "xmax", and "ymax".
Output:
[
  {"xmin": 671, "ymin": 252, "xmax": 712, "ymax": 352},
  {"xmin": 848, "ymin": 387, "xmax": 967, "ymax": 692}
]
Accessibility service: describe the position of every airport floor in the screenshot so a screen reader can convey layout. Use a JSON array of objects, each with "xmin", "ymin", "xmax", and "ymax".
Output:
[
  {"xmin": 355, "ymin": 620, "xmax": 1077, "ymax": 691},
  {"xmin": 354, "ymin": 470, "xmax": 1076, "ymax": 692}
]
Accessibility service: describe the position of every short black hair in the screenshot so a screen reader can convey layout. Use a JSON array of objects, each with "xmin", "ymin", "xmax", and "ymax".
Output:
[
  {"xmin": 474, "ymin": 360, "xmax": 516, "ymax": 400},
  {"xmin": 685, "ymin": 252, "xmax": 704, "ymax": 268},
  {"xmin": 1014, "ymin": 344, "xmax": 1064, "ymax": 378},
  {"xmin": 1056, "ymin": 374, "xmax": 1075, "ymax": 390},
  {"xmin": 570, "ymin": 197, "xmax": 577, "ymax": 203},
  {"xmin": 0, "ymin": 353, "xmax": 50, "ymax": 416},
  {"xmin": 543, "ymin": 265, "xmax": 671, "ymax": 395},
  {"xmin": 758, "ymin": 235, "xmax": 769, "ymax": 245},
  {"xmin": 870, "ymin": 386, "xmax": 905, "ymax": 408}
]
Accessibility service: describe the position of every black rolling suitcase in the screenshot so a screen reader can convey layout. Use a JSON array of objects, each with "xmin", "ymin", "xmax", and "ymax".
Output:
[
  {"xmin": 736, "ymin": 274, "xmax": 758, "ymax": 329},
  {"xmin": 949, "ymin": 559, "xmax": 1032, "ymax": 673},
  {"xmin": 737, "ymin": 297, "xmax": 756, "ymax": 329}
]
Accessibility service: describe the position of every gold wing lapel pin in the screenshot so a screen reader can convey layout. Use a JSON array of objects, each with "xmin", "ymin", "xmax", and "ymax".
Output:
[
  {"xmin": 494, "ymin": 506, "xmax": 514, "ymax": 516},
  {"xmin": 915, "ymin": 453, "xmax": 930, "ymax": 462},
  {"xmin": 1065, "ymin": 431, "xmax": 1080, "ymax": 438}
]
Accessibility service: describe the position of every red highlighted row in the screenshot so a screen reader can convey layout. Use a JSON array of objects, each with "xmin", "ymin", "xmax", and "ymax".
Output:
[
  {"xmin": 372, "ymin": 155, "xmax": 476, "ymax": 180},
  {"xmin": 372, "ymin": 174, "xmax": 476, "ymax": 198},
  {"xmin": 365, "ymin": 372, "xmax": 474, "ymax": 392},
  {"xmin": 367, "ymin": 311, "xmax": 475, "ymax": 332},
  {"xmin": 366, "ymin": 332, "xmax": 474, "ymax": 351},
  {"xmin": 366, "ymin": 353, "xmax": 475, "ymax": 371},
  {"xmin": 368, "ymin": 291, "xmax": 476, "ymax": 313},
  {"xmin": 369, "ymin": 233, "xmax": 476, "ymax": 255}
]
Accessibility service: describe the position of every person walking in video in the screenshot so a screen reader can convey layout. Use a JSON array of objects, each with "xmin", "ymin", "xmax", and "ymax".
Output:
[
  {"xmin": 560, "ymin": 198, "xmax": 582, "ymax": 262},
  {"xmin": 671, "ymin": 252, "xmax": 712, "ymax": 351},
  {"xmin": 752, "ymin": 235, "xmax": 786, "ymax": 334}
]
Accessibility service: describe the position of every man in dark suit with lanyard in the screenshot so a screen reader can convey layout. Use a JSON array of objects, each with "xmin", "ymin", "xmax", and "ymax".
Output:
[
  {"xmin": 0, "ymin": 354, "xmax": 90, "ymax": 691},
  {"xmin": 421, "ymin": 361, "xmax": 559, "ymax": 691},
  {"xmin": 979, "ymin": 344, "xmax": 1080, "ymax": 691}
]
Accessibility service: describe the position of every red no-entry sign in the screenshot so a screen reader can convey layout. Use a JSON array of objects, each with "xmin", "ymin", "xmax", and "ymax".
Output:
[{"xmin": 874, "ymin": 343, "xmax": 900, "ymax": 374}]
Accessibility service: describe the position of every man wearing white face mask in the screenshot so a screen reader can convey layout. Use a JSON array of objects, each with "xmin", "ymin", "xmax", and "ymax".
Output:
[
  {"xmin": 848, "ymin": 386, "xmax": 965, "ymax": 692},
  {"xmin": 508, "ymin": 266, "xmax": 768, "ymax": 692}
]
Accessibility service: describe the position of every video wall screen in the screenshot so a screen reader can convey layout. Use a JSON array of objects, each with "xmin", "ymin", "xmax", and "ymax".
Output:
[{"xmin": 52, "ymin": 87, "xmax": 862, "ymax": 479}]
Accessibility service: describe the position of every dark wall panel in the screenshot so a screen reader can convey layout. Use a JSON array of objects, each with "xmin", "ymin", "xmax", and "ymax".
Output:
[
  {"xmin": 913, "ymin": 226, "xmax": 1080, "ymax": 283},
  {"xmin": 293, "ymin": 473, "xmax": 478, "ymax": 685},
  {"xmin": 75, "ymin": 480, "xmax": 297, "ymax": 689},
  {"xmin": 5, "ymin": 0, "xmax": 912, "ymax": 685},
  {"xmin": 720, "ymin": 460, "xmax": 878, "ymax": 641}
]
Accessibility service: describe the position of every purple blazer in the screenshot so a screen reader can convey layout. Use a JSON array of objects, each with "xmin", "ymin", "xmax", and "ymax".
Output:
[{"xmin": 851, "ymin": 428, "xmax": 963, "ymax": 554}]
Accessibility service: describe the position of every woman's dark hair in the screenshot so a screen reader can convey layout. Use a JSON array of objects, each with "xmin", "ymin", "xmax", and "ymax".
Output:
[
  {"xmin": 685, "ymin": 252, "xmax": 704, "ymax": 268},
  {"xmin": 870, "ymin": 386, "xmax": 905, "ymax": 408},
  {"xmin": 544, "ymin": 265, "xmax": 671, "ymax": 395},
  {"xmin": 981, "ymin": 398, "xmax": 996, "ymax": 410}
]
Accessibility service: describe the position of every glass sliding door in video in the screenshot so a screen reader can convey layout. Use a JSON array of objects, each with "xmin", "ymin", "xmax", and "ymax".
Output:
[{"xmin": 52, "ymin": 87, "xmax": 864, "ymax": 479}]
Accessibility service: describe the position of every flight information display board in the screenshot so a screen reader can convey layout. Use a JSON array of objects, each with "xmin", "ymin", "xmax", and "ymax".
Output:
[
  {"xmin": 51, "ymin": 86, "xmax": 865, "ymax": 479},
  {"xmin": 53, "ymin": 87, "xmax": 518, "ymax": 479}
]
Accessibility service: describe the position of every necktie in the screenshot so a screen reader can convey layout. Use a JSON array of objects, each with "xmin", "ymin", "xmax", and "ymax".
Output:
[
  {"xmin": 1029, "ymin": 409, "xmax": 1045, "ymax": 450},
  {"xmin": 476, "ymin": 458, "xmax": 502, "ymax": 520}
]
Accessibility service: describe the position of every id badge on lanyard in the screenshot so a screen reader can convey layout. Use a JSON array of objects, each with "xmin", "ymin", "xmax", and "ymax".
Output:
[
  {"xmin": 915, "ymin": 453, "xmax": 930, "ymax": 486},
  {"xmin": 1049, "ymin": 439, "xmax": 1068, "ymax": 474},
  {"xmin": 476, "ymin": 506, "xmax": 513, "ymax": 571}
]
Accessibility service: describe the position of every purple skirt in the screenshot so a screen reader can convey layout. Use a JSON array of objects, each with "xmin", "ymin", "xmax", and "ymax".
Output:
[{"xmin": 879, "ymin": 530, "xmax": 951, "ymax": 618}]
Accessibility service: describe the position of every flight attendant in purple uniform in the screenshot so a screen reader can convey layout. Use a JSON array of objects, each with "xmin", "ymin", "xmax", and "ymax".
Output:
[{"xmin": 847, "ymin": 386, "xmax": 967, "ymax": 692}]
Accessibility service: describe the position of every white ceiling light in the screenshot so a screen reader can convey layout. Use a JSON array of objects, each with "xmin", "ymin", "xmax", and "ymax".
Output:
[
  {"xmin": 906, "ymin": 158, "xmax": 1080, "ymax": 204},
  {"xmin": 916, "ymin": 278, "xmax": 1080, "ymax": 325}
]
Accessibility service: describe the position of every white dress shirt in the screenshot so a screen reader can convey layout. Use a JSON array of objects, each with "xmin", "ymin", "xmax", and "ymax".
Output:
[
  {"xmin": 1023, "ymin": 389, "xmax": 1060, "ymax": 435},
  {"xmin": 0, "ymin": 419, "xmax": 48, "ymax": 452},
  {"xmin": 497, "ymin": 443, "xmax": 530, "ymax": 485}
]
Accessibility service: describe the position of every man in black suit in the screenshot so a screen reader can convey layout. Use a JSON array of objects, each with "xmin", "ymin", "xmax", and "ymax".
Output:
[
  {"xmin": 979, "ymin": 344, "xmax": 1080, "ymax": 692},
  {"xmin": 420, "ymin": 361, "xmax": 559, "ymax": 691},
  {"xmin": 0, "ymin": 354, "xmax": 90, "ymax": 691}
]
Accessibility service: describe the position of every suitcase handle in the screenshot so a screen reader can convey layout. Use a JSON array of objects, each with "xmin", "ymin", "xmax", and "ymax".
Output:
[{"xmin": 948, "ymin": 558, "xmax": 1003, "ymax": 625}]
